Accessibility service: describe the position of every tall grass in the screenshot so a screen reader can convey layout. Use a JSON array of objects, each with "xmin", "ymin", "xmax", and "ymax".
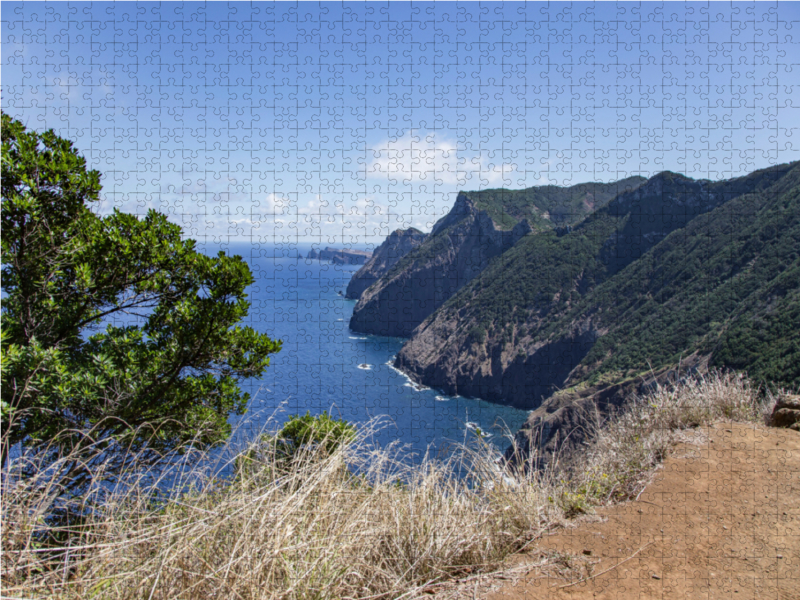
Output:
[
  {"xmin": 1, "ymin": 371, "xmax": 774, "ymax": 599},
  {"xmin": 564, "ymin": 371, "xmax": 773, "ymax": 513}
]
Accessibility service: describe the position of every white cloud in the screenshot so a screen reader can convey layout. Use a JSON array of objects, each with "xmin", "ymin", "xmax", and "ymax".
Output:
[{"xmin": 365, "ymin": 130, "xmax": 518, "ymax": 189}]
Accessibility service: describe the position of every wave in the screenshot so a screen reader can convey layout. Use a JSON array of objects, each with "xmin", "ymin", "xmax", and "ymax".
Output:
[
  {"xmin": 465, "ymin": 421, "xmax": 492, "ymax": 437},
  {"xmin": 357, "ymin": 363, "xmax": 372, "ymax": 370},
  {"xmin": 403, "ymin": 381, "xmax": 430, "ymax": 392},
  {"xmin": 386, "ymin": 361, "xmax": 431, "ymax": 392},
  {"xmin": 349, "ymin": 336, "xmax": 368, "ymax": 340}
]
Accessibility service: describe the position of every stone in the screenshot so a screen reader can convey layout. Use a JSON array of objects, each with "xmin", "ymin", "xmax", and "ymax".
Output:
[{"xmin": 770, "ymin": 395, "xmax": 800, "ymax": 429}]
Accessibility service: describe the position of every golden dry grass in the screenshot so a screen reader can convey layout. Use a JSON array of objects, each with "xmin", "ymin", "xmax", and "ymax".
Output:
[{"xmin": 1, "ymin": 371, "xmax": 776, "ymax": 599}]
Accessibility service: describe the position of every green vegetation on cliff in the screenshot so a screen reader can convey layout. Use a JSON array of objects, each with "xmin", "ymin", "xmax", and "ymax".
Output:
[
  {"xmin": 466, "ymin": 176, "xmax": 646, "ymax": 230},
  {"xmin": 399, "ymin": 161, "xmax": 800, "ymax": 407},
  {"xmin": 576, "ymin": 164, "xmax": 800, "ymax": 388}
]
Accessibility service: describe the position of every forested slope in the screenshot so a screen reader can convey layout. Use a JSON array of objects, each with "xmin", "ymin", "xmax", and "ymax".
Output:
[{"xmin": 395, "ymin": 162, "xmax": 800, "ymax": 407}]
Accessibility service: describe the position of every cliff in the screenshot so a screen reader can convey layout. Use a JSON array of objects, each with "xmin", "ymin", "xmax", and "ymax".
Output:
[
  {"xmin": 348, "ymin": 178, "xmax": 643, "ymax": 338},
  {"xmin": 348, "ymin": 196, "xmax": 531, "ymax": 337},
  {"xmin": 345, "ymin": 228, "xmax": 428, "ymax": 300},
  {"xmin": 393, "ymin": 161, "xmax": 800, "ymax": 464}
]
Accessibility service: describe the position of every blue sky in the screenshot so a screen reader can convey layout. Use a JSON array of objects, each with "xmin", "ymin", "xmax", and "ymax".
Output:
[{"xmin": 3, "ymin": 1, "xmax": 799, "ymax": 246}]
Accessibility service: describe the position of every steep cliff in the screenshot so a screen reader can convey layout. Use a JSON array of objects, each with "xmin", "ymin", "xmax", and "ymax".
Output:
[
  {"xmin": 349, "ymin": 178, "xmax": 644, "ymax": 337},
  {"xmin": 396, "ymin": 162, "xmax": 800, "ymax": 410},
  {"xmin": 394, "ymin": 161, "xmax": 800, "ymax": 465},
  {"xmin": 345, "ymin": 228, "xmax": 428, "ymax": 300},
  {"xmin": 348, "ymin": 196, "xmax": 530, "ymax": 337}
]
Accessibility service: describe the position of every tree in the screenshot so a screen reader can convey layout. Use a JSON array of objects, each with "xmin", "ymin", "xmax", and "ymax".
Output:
[{"xmin": 1, "ymin": 113, "xmax": 281, "ymax": 496}]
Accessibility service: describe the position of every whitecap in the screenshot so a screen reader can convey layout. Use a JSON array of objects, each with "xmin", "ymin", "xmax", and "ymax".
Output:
[
  {"xmin": 349, "ymin": 336, "xmax": 368, "ymax": 340},
  {"xmin": 387, "ymin": 361, "xmax": 430, "ymax": 391},
  {"xmin": 357, "ymin": 363, "xmax": 372, "ymax": 370},
  {"xmin": 403, "ymin": 381, "xmax": 430, "ymax": 392},
  {"xmin": 435, "ymin": 395, "xmax": 449, "ymax": 402}
]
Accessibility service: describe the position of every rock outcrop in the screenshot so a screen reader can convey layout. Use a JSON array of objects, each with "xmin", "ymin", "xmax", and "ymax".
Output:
[
  {"xmin": 502, "ymin": 357, "xmax": 709, "ymax": 470},
  {"xmin": 345, "ymin": 228, "xmax": 428, "ymax": 300},
  {"xmin": 770, "ymin": 395, "xmax": 800, "ymax": 431},
  {"xmin": 306, "ymin": 247, "xmax": 371, "ymax": 265},
  {"xmin": 348, "ymin": 195, "xmax": 531, "ymax": 337}
]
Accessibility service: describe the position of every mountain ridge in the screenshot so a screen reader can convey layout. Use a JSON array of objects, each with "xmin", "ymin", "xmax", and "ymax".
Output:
[
  {"xmin": 349, "ymin": 177, "xmax": 645, "ymax": 338},
  {"xmin": 395, "ymin": 162, "xmax": 800, "ymax": 411},
  {"xmin": 347, "ymin": 162, "xmax": 800, "ymax": 465}
]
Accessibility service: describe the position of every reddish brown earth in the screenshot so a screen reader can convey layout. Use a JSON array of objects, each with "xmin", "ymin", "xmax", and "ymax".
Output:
[{"xmin": 440, "ymin": 423, "xmax": 800, "ymax": 600}]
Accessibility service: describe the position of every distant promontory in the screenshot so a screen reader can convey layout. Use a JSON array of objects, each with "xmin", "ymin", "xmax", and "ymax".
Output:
[{"xmin": 304, "ymin": 247, "xmax": 372, "ymax": 265}]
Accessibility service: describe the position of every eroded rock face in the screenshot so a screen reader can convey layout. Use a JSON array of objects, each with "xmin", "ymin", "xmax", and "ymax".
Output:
[
  {"xmin": 770, "ymin": 395, "xmax": 800, "ymax": 431},
  {"xmin": 348, "ymin": 195, "xmax": 531, "ymax": 337},
  {"xmin": 345, "ymin": 228, "xmax": 428, "ymax": 301},
  {"xmin": 395, "ymin": 320, "xmax": 599, "ymax": 409}
]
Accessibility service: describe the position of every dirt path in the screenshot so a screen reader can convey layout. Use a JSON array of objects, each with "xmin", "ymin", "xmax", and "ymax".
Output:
[{"xmin": 443, "ymin": 423, "xmax": 800, "ymax": 600}]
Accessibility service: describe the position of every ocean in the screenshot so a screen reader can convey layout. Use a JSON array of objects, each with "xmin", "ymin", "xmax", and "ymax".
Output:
[{"xmin": 205, "ymin": 241, "xmax": 530, "ymax": 463}]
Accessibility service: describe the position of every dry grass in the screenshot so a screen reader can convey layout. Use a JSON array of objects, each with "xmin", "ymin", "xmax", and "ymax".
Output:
[
  {"xmin": 1, "ymin": 418, "xmax": 560, "ymax": 599},
  {"xmin": 1, "ymin": 371, "xmax": 775, "ymax": 599},
  {"xmin": 563, "ymin": 371, "xmax": 773, "ymax": 513}
]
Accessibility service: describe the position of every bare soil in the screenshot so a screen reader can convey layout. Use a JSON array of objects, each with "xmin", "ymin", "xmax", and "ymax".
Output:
[{"xmin": 437, "ymin": 422, "xmax": 800, "ymax": 600}]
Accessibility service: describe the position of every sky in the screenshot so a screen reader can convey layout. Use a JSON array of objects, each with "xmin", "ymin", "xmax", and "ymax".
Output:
[{"xmin": 2, "ymin": 1, "xmax": 799, "ymax": 246}]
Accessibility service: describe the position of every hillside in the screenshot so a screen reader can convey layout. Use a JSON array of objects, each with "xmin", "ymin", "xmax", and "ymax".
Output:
[
  {"xmin": 349, "ymin": 178, "xmax": 644, "ymax": 337},
  {"xmin": 460, "ymin": 176, "xmax": 646, "ymax": 231},
  {"xmin": 395, "ymin": 162, "xmax": 800, "ymax": 411}
]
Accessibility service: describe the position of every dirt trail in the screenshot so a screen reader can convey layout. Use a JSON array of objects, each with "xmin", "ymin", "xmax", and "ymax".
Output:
[{"xmin": 461, "ymin": 423, "xmax": 800, "ymax": 600}]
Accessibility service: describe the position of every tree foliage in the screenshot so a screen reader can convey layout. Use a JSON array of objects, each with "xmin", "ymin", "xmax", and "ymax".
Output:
[
  {"xmin": 1, "ymin": 113, "xmax": 281, "ymax": 494},
  {"xmin": 274, "ymin": 411, "xmax": 357, "ymax": 459}
]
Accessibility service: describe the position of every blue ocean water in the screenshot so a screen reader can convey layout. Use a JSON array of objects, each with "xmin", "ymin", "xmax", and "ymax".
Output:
[{"xmin": 204, "ymin": 241, "xmax": 530, "ymax": 461}]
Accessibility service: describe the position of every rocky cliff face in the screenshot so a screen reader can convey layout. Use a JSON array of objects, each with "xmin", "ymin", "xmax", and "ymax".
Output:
[
  {"xmin": 345, "ymin": 228, "xmax": 428, "ymax": 300},
  {"xmin": 502, "ymin": 356, "xmax": 710, "ymax": 470},
  {"xmin": 394, "ymin": 166, "xmax": 796, "ymax": 410},
  {"xmin": 393, "ymin": 173, "xmax": 715, "ymax": 408},
  {"xmin": 394, "ymin": 161, "xmax": 799, "ymax": 467},
  {"xmin": 348, "ymin": 194, "xmax": 531, "ymax": 337},
  {"xmin": 348, "ymin": 178, "xmax": 647, "ymax": 339}
]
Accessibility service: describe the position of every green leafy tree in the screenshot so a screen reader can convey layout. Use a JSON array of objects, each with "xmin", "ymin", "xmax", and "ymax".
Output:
[{"xmin": 1, "ymin": 113, "xmax": 281, "ymax": 494}]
